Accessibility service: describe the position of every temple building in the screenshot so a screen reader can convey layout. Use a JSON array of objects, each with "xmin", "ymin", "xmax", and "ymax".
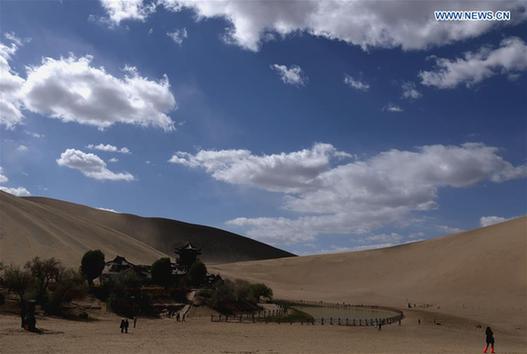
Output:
[{"xmin": 175, "ymin": 241, "xmax": 202, "ymax": 271}]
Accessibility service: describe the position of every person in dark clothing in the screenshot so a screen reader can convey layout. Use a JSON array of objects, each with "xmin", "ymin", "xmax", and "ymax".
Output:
[
  {"xmin": 124, "ymin": 319, "xmax": 129, "ymax": 333},
  {"xmin": 176, "ymin": 312, "xmax": 180, "ymax": 322},
  {"xmin": 133, "ymin": 317, "xmax": 137, "ymax": 328},
  {"xmin": 120, "ymin": 319, "xmax": 126, "ymax": 333},
  {"xmin": 483, "ymin": 327, "xmax": 495, "ymax": 353}
]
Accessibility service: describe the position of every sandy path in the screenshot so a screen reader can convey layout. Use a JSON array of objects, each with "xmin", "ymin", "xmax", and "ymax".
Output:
[{"xmin": 1, "ymin": 311, "xmax": 526, "ymax": 354}]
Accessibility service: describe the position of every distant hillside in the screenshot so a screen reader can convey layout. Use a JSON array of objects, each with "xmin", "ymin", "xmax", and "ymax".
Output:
[
  {"xmin": 23, "ymin": 195, "xmax": 294, "ymax": 264},
  {"xmin": 0, "ymin": 191, "xmax": 167, "ymax": 266},
  {"xmin": 213, "ymin": 217, "xmax": 527, "ymax": 332}
]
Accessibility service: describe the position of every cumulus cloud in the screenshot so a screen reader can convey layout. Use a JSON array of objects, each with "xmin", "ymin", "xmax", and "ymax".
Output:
[
  {"xmin": 20, "ymin": 56, "xmax": 176, "ymax": 130},
  {"xmin": 344, "ymin": 75, "xmax": 369, "ymax": 91},
  {"xmin": 99, "ymin": 0, "xmax": 156, "ymax": 24},
  {"xmin": 401, "ymin": 81, "xmax": 422, "ymax": 99},
  {"xmin": 270, "ymin": 64, "xmax": 307, "ymax": 86},
  {"xmin": 0, "ymin": 41, "xmax": 25, "ymax": 128},
  {"xmin": 420, "ymin": 37, "xmax": 527, "ymax": 89},
  {"xmin": 172, "ymin": 142, "xmax": 527, "ymax": 244},
  {"xmin": 87, "ymin": 143, "xmax": 131, "ymax": 154},
  {"xmin": 480, "ymin": 216, "xmax": 511, "ymax": 227},
  {"xmin": 167, "ymin": 28, "xmax": 188, "ymax": 45},
  {"xmin": 0, "ymin": 166, "xmax": 31, "ymax": 196},
  {"xmin": 0, "ymin": 39, "xmax": 177, "ymax": 130},
  {"xmin": 16, "ymin": 145, "xmax": 28, "ymax": 152},
  {"xmin": 170, "ymin": 143, "xmax": 352, "ymax": 193},
  {"xmin": 146, "ymin": 0, "xmax": 527, "ymax": 52},
  {"xmin": 0, "ymin": 186, "xmax": 31, "ymax": 197},
  {"xmin": 57, "ymin": 149, "xmax": 135, "ymax": 181}
]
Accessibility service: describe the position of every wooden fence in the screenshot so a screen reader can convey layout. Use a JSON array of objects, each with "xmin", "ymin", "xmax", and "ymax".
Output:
[{"xmin": 210, "ymin": 304, "xmax": 404, "ymax": 326}]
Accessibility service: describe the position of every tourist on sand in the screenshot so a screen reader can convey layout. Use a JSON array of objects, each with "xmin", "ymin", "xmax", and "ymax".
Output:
[
  {"xmin": 176, "ymin": 312, "xmax": 180, "ymax": 322},
  {"xmin": 120, "ymin": 319, "xmax": 126, "ymax": 333},
  {"xmin": 124, "ymin": 319, "xmax": 129, "ymax": 333},
  {"xmin": 133, "ymin": 316, "xmax": 137, "ymax": 328},
  {"xmin": 483, "ymin": 327, "xmax": 495, "ymax": 353}
]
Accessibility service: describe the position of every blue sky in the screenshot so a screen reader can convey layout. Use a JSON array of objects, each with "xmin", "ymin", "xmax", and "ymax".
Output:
[{"xmin": 1, "ymin": 1, "xmax": 526, "ymax": 255}]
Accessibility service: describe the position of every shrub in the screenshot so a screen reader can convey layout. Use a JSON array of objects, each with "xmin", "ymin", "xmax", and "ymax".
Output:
[
  {"xmin": 45, "ymin": 269, "xmax": 86, "ymax": 315},
  {"xmin": 188, "ymin": 261, "xmax": 207, "ymax": 287},
  {"xmin": 151, "ymin": 258, "xmax": 173, "ymax": 288},
  {"xmin": 25, "ymin": 257, "xmax": 63, "ymax": 306}
]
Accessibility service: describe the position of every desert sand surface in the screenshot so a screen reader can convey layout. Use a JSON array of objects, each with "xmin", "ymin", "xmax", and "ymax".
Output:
[
  {"xmin": 213, "ymin": 217, "xmax": 527, "ymax": 336},
  {"xmin": 0, "ymin": 191, "xmax": 292, "ymax": 267},
  {"xmin": 23, "ymin": 195, "xmax": 294, "ymax": 264},
  {"xmin": 1, "ymin": 310, "xmax": 526, "ymax": 354},
  {"xmin": 0, "ymin": 191, "xmax": 167, "ymax": 266}
]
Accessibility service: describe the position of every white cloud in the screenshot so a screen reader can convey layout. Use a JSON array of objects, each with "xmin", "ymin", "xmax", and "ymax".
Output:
[
  {"xmin": 0, "ymin": 41, "xmax": 25, "ymax": 128},
  {"xmin": 480, "ymin": 216, "xmax": 511, "ymax": 227},
  {"xmin": 172, "ymin": 142, "xmax": 527, "ymax": 244},
  {"xmin": 154, "ymin": 0, "xmax": 527, "ymax": 51},
  {"xmin": 99, "ymin": 0, "xmax": 156, "ymax": 25},
  {"xmin": 57, "ymin": 149, "xmax": 135, "ymax": 181},
  {"xmin": 401, "ymin": 81, "xmax": 422, "ymax": 99},
  {"xmin": 97, "ymin": 207, "xmax": 118, "ymax": 213},
  {"xmin": 0, "ymin": 166, "xmax": 31, "ymax": 196},
  {"xmin": 16, "ymin": 145, "xmax": 28, "ymax": 152},
  {"xmin": 87, "ymin": 143, "xmax": 131, "ymax": 154},
  {"xmin": 20, "ymin": 55, "xmax": 176, "ymax": 130},
  {"xmin": 270, "ymin": 64, "xmax": 306, "ymax": 86},
  {"xmin": 0, "ymin": 40, "xmax": 177, "ymax": 130},
  {"xmin": 0, "ymin": 186, "xmax": 31, "ymax": 197},
  {"xmin": 170, "ymin": 143, "xmax": 352, "ymax": 193},
  {"xmin": 384, "ymin": 104, "xmax": 403, "ymax": 112},
  {"xmin": 343, "ymin": 75, "xmax": 369, "ymax": 91},
  {"xmin": 4, "ymin": 32, "xmax": 29, "ymax": 47},
  {"xmin": 420, "ymin": 37, "xmax": 527, "ymax": 89},
  {"xmin": 108, "ymin": 157, "xmax": 119, "ymax": 163},
  {"xmin": 167, "ymin": 28, "xmax": 188, "ymax": 45}
]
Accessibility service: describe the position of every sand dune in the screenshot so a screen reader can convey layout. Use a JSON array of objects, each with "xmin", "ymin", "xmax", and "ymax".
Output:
[
  {"xmin": 24, "ymin": 195, "xmax": 293, "ymax": 264},
  {"xmin": 0, "ymin": 191, "xmax": 292, "ymax": 267},
  {"xmin": 0, "ymin": 191, "xmax": 167, "ymax": 266},
  {"xmin": 213, "ymin": 217, "xmax": 527, "ymax": 333}
]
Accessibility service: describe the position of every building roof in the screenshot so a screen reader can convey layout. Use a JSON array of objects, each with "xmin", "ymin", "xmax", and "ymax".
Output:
[{"xmin": 175, "ymin": 241, "xmax": 201, "ymax": 254}]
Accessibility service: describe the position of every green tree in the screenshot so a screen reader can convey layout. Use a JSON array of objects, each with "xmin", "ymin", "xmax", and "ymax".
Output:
[
  {"xmin": 248, "ymin": 283, "xmax": 273, "ymax": 302},
  {"xmin": 151, "ymin": 258, "xmax": 172, "ymax": 287},
  {"xmin": 188, "ymin": 260, "xmax": 207, "ymax": 287},
  {"xmin": 25, "ymin": 257, "xmax": 63, "ymax": 305},
  {"xmin": 2, "ymin": 265, "xmax": 33, "ymax": 303},
  {"xmin": 80, "ymin": 250, "xmax": 105, "ymax": 286},
  {"xmin": 2, "ymin": 265, "xmax": 34, "ymax": 327}
]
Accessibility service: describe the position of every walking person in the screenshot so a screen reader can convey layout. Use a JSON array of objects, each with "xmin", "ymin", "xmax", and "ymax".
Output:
[
  {"xmin": 483, "ymin": 326, "xmax": 495, "ymax": 353},
  {"xmin": 124, "ymin": 319, "xmax": 129, "ymax": 334},
  {"xmin": 133, "ymin": 316, "xmax": 137, "ymax": 328},
  {"xmin": 120, "ymin": 319, "xmax": 126, "ymax": 333}
]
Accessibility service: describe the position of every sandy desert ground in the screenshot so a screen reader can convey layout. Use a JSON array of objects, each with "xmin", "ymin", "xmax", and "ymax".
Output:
[
  {"xmin": 213, "ymin": 216, "xmax": 527, "ymax": 337},
  {"xmin": 1, "ymin": 309, "xmax": 526, "ymax": 354}
]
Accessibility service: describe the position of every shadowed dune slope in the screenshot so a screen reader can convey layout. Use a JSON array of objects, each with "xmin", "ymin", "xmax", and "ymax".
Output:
[
  {"xmin": 23, "ymin": 195, "xmax": 294, "ymax": 264},
  {"xmin": 213, "ymin": 217, "xmax": 527, "ymax": 332},
  {"xmin": 0, "ymin": 191, "xmax": 167, "ymax": 266}
]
